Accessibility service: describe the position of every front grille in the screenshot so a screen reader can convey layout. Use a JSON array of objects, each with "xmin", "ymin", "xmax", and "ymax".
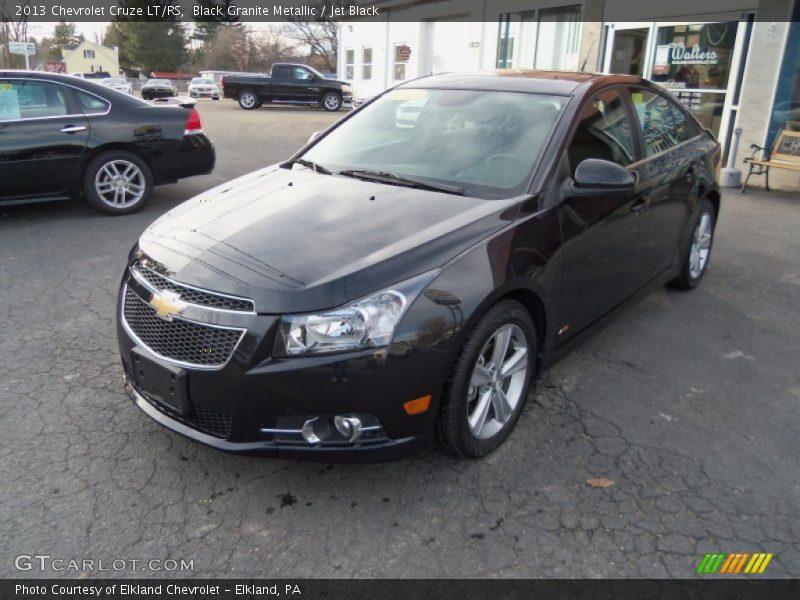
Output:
[
  {"xmin": 123, "ymin": 287, "xmax": 244, "ymax": 368},
  {"xmin": 133, "ymin": 264, "xmax": 254, "ymax": 312},
  {"xmin": 138, "ymin": 388, "xmax": 233, "ymax": 439}
]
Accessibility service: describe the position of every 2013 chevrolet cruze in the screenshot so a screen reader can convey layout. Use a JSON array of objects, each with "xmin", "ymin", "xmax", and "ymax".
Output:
[{"xmin": 117, "ymin": 71, "xmax": 720, "ymax": 461}]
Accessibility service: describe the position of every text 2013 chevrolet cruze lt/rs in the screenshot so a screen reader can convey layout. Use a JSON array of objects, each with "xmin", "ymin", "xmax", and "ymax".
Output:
[{"xmin": 117, "ymin": 71, "xmax": 720, "ymax": 461}]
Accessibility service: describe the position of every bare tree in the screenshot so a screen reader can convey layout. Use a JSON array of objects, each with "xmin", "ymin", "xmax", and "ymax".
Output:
[
  {"xmin": 281, "ymin": 1, "xmax": 342, "ymax": 72},
  {"xmin": 0, "ymin": 0, "xmax": 31, "ymax": 68}
]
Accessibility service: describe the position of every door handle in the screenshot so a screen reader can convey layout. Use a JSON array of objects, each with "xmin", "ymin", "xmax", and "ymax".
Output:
[{"xmin": 60, "ymin": 125, "xmax": 87, "ymax": 134}]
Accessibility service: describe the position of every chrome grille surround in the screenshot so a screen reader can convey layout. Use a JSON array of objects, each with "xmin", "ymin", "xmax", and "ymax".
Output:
[{"xmin": 130, "ymin": 262, "xmax": 255, "ymax": 313}]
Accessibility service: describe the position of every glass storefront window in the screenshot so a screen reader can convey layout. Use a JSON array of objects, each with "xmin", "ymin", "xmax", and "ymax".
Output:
[
  {"xmin": 497, "ymin": 5, "xmax": 581, "ymax": 70},
  {"xmin": 673, "ymin": 91, "xmax": 726, "ymax": 137},
  {"xmin": 650, "ymin": 22, "xmax": 737, "ymax": 92}
]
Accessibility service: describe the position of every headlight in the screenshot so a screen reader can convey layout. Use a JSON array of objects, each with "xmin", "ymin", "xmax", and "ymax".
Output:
[
  {"xmin": 275, "ymin": 269, "xmax": 439, "ymax": 356},
  {"xmin": 341, "ymin": 84, "xmax": 353, "ymax": 93}
]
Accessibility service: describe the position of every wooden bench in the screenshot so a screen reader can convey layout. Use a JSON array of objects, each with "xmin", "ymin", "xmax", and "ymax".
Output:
[{"xmin": 741, "ymin": 129, "xmax": 800, "ymax": 192}]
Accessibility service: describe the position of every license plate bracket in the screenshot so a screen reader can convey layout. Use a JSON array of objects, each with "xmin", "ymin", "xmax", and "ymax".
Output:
[{"xmin": 130, "ymin": 348, "xmax": 188, "ymax": 415}]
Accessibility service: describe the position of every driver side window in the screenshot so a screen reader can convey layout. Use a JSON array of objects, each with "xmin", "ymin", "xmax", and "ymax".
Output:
[{"xmin": 567, "ymin": 88, "xmax": 635, "ymax": 175}]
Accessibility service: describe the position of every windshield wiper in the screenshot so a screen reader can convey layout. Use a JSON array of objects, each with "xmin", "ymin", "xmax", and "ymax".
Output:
[
  {"xmin": 336, "ymin": 169, "xmax": 465, "ymax": 196},
  {"xmin": 280, "ymin": 158, "xmax": 332, "ymax": 175}
]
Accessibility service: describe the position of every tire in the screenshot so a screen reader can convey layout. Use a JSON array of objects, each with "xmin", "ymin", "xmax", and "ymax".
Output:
[
  {"xmin": 670, "ymin": 198, "xmax": 716, "ymax": 290},
  {"xmin": 322, "ymin": 92, "xmax": 342, "ymax": 112},
  {"xmin": 238, "ymin": 89, "xmax": 258, "ymax": 110},
  {"xmin": 436, "ymin": 300, "xmax": 537, "ymax": 459},
  {"xmin": 83, "ymin": 150, "xmax": 153, "ymax": 215}
]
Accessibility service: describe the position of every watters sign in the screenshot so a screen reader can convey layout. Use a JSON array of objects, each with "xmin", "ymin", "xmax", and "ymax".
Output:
[{"xmin": 655, "ymin": 43, "xmax": 719, "ymax": 67}]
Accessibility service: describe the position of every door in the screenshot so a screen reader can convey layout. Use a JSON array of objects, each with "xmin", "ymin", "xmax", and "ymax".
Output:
[
  {"xmin": 627, "ymin": 87, "xmax": 700, "ymax": 274},
  {"xmin": 557, "ymin": 87, "xmax": 651, "ymax": 340},
  {"xmin": 0, "ymin": 78, "xmax": 89, "ymax": 201},
  {"xmin": 270, "ymin": 66, "xmax": 320, "ymax": 104},
  {"xmin": 604, "ymin": 25, "xmax": 651, "ymax": 76}
]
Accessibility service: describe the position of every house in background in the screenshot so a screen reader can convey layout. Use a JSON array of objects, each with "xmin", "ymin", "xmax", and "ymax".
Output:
[{"xmin": 62, "ymin": 41, "xmax": 120, "ymax": 76}]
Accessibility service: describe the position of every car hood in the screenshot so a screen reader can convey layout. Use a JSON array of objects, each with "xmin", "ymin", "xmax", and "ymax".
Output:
[{"xmin": 138, "ymin": 166, "xmax": 519, "ymax": 313}]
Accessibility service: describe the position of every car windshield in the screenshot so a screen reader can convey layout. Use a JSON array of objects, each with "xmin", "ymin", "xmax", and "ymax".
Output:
[
  {"xmin": 191, "ymin": 78, "xmax": 214, "ymax": 85},
  {"xmin": 104, "ymin": 78, "xmax": 126, "ymax": 85},
  {"xmin": 302, "ymin": 88, "xmax": 566, "ymax": 198},
  {"xmin": 146, "ymin": 79, "xmax": 170, "ymax": 85}
]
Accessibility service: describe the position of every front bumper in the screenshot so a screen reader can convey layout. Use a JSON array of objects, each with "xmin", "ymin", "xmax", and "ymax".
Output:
[
  {"xmin": 143, "ymin": 89, "xmax": 174, "ymax": 98},
  {"xmin": 190, "ymin": 89, "xmax": 219, "ymax": 97},
  {"xmin": 116, "ymin": 269, "xmax": 448, "ymax": 461}
]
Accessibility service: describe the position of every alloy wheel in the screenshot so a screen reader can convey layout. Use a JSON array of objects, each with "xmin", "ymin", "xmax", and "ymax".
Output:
[
  {"xmin": 94, "ymin": 160, "xmax": 146, "ymax": 209},
  {"xmin": 324, "ymin": 94, "xmax": 341, "ymax": 110},
  {"xmin": 689, "ymin": 212, "xmax": 713, "ymax": 279},
  {"xmin": 466, "ymin": 323, "xmax": 528, "ymax": 439},
  {"xmin": 240, "ymin": 92, "xmax": 256, "ymax": 108}
]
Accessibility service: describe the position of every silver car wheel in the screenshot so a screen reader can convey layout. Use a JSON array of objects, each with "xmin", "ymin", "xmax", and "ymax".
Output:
[
  {"xmin": 240, "ymin": 92, "xmax": 256, "ymax": 108},
  {"xmin": 466, "ymin": 323, "xmax": 528, "ymax": 439},
  {"xmin": 94, "ymin": 160, "xmax": 145, "ymax": 209},
  {"xmin": 689, "ymin": 212, "xmax": 713, "ymax": 279},
  {"xmin": 324, "ymin": 94, "xmax": 341, "ymax": 110}
]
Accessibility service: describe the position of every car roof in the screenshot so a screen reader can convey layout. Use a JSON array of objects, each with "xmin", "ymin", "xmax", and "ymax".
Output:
[{"xmin": 399, "ymin": 70, "xmax": 652, "ymax": 96}]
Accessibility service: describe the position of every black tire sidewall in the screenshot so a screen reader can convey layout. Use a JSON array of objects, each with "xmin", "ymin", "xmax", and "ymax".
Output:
[
  {"xmin": 322, "ymin": 92, "xmax": 342, "ymax": 112},
  {"xmin": 437, "ymin": 300, "xmax": 537, "ymax": 458},
  {"xmin": 83, "ymin": 151, "xmax": 153, "ymax": 215}
]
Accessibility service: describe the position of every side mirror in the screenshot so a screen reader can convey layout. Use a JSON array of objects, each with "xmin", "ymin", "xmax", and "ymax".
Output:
[
  {"xmin": 306, "ymin": 131, "xmax": 322, "ymax": 145},
  {"xmin": 574, "ymin": 158, "xmax": 636, "ymax": 190}
]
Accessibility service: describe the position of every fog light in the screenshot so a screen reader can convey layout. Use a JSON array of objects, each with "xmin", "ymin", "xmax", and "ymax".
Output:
[
  {"xmin": 333, "ymin": 415, "xmax": 362, "ymax": 442},
  {"xmin": 301, "ymin": 417, "xmax": 321, "ymax": 444}
]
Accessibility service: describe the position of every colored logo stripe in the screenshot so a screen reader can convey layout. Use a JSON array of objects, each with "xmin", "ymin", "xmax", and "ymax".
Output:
[{"xmin": 698, "ymin": 553, "xmax": 773, "ymax": 574}]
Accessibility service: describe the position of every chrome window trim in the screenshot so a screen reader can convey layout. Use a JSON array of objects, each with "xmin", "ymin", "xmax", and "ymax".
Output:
[
  {"xmin": 0, "ymin": 76, "xmax": 112, "ymax": 123},
  {"xmin": 120, "ymin": 284, "xmax": 246, "ymax": 371},
  {"xmin": 130, "ymin": 263, "xmax": 256, "ymax": 314}
]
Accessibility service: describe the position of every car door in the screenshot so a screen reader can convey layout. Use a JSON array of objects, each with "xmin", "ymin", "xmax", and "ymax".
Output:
[
  {"xmin": 557, "ymin": 86, "xmax": 652, "ymax": 341},
  {"xmin": 269, "ymin": 65, "xmax": 294, "ymax": 102},
  {"xmin": 628, "ymin": 87, "xmax": 701, "ymax": 274},
  {"xmin": 0, "ymin": 78, "xmax": 89, "ymax": 201}
]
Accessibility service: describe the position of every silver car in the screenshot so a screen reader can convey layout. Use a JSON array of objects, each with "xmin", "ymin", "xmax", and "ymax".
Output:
[
  {"xmin": 100, "ymin": 77, "xmax": 133, "ymax": 95},
  {"xmin": 188, "ymin": 77, "xmax": 220, "ymax": 100}
]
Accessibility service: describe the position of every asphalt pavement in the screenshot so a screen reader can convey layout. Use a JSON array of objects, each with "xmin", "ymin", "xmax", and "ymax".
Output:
[{"xmin": 1, "ymin": 99, "xmax": 798, "ymax": 578}]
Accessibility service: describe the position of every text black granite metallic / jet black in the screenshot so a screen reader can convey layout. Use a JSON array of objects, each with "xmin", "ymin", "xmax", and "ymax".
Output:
[{"xmin": 117, "ymin": 71, "xmax": 721, "ymax": 461}]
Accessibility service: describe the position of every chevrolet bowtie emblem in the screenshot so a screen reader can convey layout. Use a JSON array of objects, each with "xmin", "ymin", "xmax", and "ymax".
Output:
[{"xmin": 148, "ymin": 290, "xmax": 187, "ymax": 320}]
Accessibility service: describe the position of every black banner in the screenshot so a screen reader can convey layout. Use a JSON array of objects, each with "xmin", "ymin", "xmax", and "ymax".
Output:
[
  {"xmin": 0, "ymin": 0, "xmax": 795, "ymax": 23},
  {"xmin": 3, "ymin": 579, "xmax": 800, "ymax": 600}
]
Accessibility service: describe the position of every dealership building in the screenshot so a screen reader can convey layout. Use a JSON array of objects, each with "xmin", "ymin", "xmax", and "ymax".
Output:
[{"xmin": 338, "ymin": 0, "xmax": 800, "ymax": 189}]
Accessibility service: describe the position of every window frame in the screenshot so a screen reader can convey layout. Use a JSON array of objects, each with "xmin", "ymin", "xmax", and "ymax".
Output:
[
  {"xmin": 345, "ymin": 48, "xmax": 355, "ymax": 80},
  {"xmin": 83, "ymin": 49, "xmax": 95, "ymax": 59},
  {"xmin": 564, "ymin": 84, "xmax": 640, "ymax": 174},
  {"xmin": 393, "ymin": 43, "xmax": 409, "ymax": 81},
  {"xmin": 361, "ymin": 46, "xmax": 373, "ymax": 81},
  {"xmin": 0, "ymin": 77, "xmax": 111, "ymax": 123},
  {"xmin": 625, "ymin": 85, "xmax": 701, "ymax": 160}
]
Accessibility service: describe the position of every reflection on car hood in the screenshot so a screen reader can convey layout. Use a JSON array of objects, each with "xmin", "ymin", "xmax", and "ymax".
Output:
[{"xmin": 139, "ymin": 166, "xmax": 518, "ymax": 312}]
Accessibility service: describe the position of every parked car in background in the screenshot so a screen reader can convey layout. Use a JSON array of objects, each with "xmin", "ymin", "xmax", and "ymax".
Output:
[
  {"xmin": 117, "ymin": 71, "xmax": 720, "ymax": 461},
  {"xmin": 222, "ymin": 63, "xmax": 353, "ymax": 111},
  {"xmin": 0, "ymin": 70, "xmax": 215, "ymax": 215},
  {"xmin": 70, "ymin": 72, "xmax": 85, "ymax": 79},
  {"xmin": 100, "ymin": 77, "xmax": 133, "ymax": 95},
  {"xmin": 141, "ymin": 79, "xmax": 175, "ymax": 100},
  {"xmin": 188, "ymin": 77, "xmax": 220, "ymax": 100}
]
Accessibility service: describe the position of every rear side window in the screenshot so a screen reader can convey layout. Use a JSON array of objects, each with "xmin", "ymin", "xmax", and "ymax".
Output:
[
  {"xmin": 630, "ymin": 89, "xmax": 691, "ymax": 156},
  {"xmin": 273, "ymin": 66, "xmax": 291, "ymax": 80},
  {"xmin": 75, "ymin": 90, "xmax": 109, "ymax": 115},
  {"xmin": 0, "ymin": 80, "xmax": 69, "ymax": 121},
  {"xmin": 567, "ymin": 88, "xmax": 635, "ymax": 174}
]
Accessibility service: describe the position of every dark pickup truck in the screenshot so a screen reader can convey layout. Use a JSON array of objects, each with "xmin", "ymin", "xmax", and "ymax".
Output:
[{"xmin": 222, "ymin": 63, "xmax": 353, "ymax": 112}]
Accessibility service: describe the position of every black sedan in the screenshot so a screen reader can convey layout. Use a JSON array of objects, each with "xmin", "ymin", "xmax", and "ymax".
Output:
[
  {"xmin": 141, "ymin": 78, "xmax": 176, "ymax": 100},
  {"xmin": 0, "ymin": 71, "xmax": 214, "ymax": 214},
  {"xmin": 117, "ymin": 71, "xmax": 720, "ymax": 460}
]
